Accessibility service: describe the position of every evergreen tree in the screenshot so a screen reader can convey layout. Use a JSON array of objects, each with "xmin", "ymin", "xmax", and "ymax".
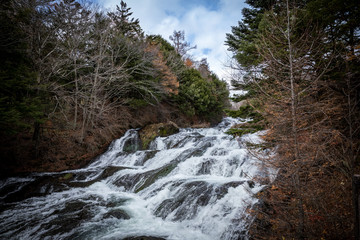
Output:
[
  {"xmin": 225, "ymin": 0, "xmax": 271, "ymax": 68},
  {"xmin": 108, "ymin": 1, "xmax": 143, "ymax": 39},
  {"xmin": 226, "ymin": 0, "xmax": 360, "ymax": 238},
  {"xmin": 0, "ymin": 0, "xmax": 45, "ymax": 134}
]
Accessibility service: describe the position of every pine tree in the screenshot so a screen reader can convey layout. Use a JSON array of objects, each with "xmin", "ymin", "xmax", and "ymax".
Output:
[
  {"xmin": 226, "ymin": 0, "xmax": 360, "ymax": 238},
  {"xmin": 108, "ymin": 1, "xmax": 143, "ymax": 39},
  {"xmin": 0, "ymin": 0, "xmax": 45, "ymax": 134}
]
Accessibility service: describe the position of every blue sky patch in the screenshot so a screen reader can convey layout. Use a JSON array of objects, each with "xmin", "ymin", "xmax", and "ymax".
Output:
[{"xmin": 203, "ymin": 48, "xmax": 212, "ymax": 54}]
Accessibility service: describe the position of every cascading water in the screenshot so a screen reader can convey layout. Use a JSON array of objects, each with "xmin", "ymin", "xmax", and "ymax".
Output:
[{"xmin": 0, "ymin": 117, "xmax": 273, "ymax": 240}]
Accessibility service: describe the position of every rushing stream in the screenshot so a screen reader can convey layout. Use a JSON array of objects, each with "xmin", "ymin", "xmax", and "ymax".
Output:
[{"xmin": 0, "ymin": 117, "xmax": 273, "ymax": 240}]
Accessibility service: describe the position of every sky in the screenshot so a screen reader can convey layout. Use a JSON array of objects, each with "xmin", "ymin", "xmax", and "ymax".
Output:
[{"xmin": 100, "ymin": 0, "xmax": 247, "ymax": 81}]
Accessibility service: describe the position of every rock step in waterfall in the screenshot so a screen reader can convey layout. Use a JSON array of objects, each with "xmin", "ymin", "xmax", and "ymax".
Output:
[{"xmin": 0, "ymin": 117, "xmax": 274, "ymax": 240}]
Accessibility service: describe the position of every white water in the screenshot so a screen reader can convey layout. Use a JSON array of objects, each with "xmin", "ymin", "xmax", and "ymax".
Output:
[{"xmin": 0, "ymin": 117, "xmax": 273, "ymax": 240}]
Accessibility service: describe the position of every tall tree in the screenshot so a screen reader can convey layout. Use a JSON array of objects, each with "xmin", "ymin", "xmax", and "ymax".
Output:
[
  {"xmin": 169, "ymin": 30, "xmax": 196, "ymax": 58},
  {"xmin": 197, "ymin": 58, "xmax": 212, "ymax": 80},
  {"xmin": 253, "ymin": 3, "xmax": 327, "ymax": 237},
  {"xmin": 51, "ymin": 0, "xmax": 91, "ymax": 129},
  {"xmin": 0, "ymin": 0, "xmax": 48, "ymax": 134},
  {"xmin": 108, "ymin": 0, "xmax": 143, "ymax": 39},
  {"xmin": 226, "ymin": 0, "xmax": 358, "ymax": 238}
]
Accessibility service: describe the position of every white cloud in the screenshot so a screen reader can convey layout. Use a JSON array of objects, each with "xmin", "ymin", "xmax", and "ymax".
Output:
[
  {"xmin": 153, "ymin": 16, "xmax": 181, "ymax": 39},
  {"xmin": 100, "ymin": 0, "xmax": 246, "ymax": 80}
]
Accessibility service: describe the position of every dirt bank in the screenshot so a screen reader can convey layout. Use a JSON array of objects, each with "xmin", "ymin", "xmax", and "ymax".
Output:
[{"xmin": 0, "ymin": 103, "xmax": 210, "ymax": 177}]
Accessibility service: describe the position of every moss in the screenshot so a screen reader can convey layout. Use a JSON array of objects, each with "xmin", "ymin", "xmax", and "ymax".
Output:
[
  {"xmin": 225, "ymin": 105, "xmax": 264, "ymax": 123},
  {"xmin": 242, "ymin": 124, "xmax": 264, "ymax": 131},
  {"xmin": 226, "ymin": 128, "xmax": 257, "ymax": 137},
  {"xmin": 139, "ymin": 122, "xmax": 179, "ymax": 150},
  {"xmin": 225, "ymin": 123, "xmax": 264, "ymax": 137},
  {"xmin": 141, "ymin": 134, "xmax": 157, "ymax": 150},
  {"xmin": 158, "ymin": 124, "xmax": 179, "ymax": 137},
  {"xmin": 158, "ymin": 127, "xmax": 168, "ymax": 136},
  {"xmin": 59, "ymin": 173, "xmax": 73, "ymax": 181}
]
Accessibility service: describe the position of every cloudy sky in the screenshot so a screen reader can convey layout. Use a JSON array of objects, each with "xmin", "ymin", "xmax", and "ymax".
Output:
[{"xmin": 100, "ymin": 0, "xmax": 247, "ymax": 80}]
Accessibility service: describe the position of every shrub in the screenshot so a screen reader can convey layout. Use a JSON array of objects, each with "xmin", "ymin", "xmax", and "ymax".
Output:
[{"xmin": 174, "ymin": 69, "xmax": 228, "ymax": 122}]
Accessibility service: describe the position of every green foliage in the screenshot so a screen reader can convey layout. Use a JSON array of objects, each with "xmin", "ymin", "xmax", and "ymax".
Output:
[
  {"xmin": 147, "ymin": 34, "xmax": 186, "ymax": 75},
  {"xmin": 127, "ymin": 99, "xmax": 149, "ymax": 109},
  {"xmin": 60, "ymin": 173, "xmax": 73, "ymax": 180},
  {"xmin": 0, "ymin": 0, "xmax": 229, "ymax": 137},
  {"xmin": 306, "ymin": 0, "xmax": 360, "ymax": 47},
  {"xmin": 225, "ymin": 120, "xmax": 264, "ymax": 137},
  {"xmin": 230, "ymin": 90, "xmax": 255, "ymax": 102},
  {"xmin": 173, "ymin": 68, "xmax": 228, "ymax": 122},
  {"xmin": 108, "ymin": 0, "xmax": 143, "ymax": 39},
  {"xmin": 225, "ymin": 105, "xmax": 263, "ymax": 123},
  {"xmin": 0, "ymin": 1, "xmax": 46, "ymax": 134},
  {"xmin": 225, "ymin": 127, "xmax": 258, "ymax": 137},
  {"xmin": 147, "ymin": 35, "xmax": 176, "ymax": 53},
  {"xmin": 225, "ymin": 5, "xmax": 264, "ymax": 68},
  {"xmin": 226, "ymin": 0, "xmax": 360, "ymax": 239}
]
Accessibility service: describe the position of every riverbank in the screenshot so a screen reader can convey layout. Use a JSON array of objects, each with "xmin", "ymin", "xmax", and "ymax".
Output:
[{"xmin": 0, "ymin": 102, "xmax": 214, "ymax": 177}]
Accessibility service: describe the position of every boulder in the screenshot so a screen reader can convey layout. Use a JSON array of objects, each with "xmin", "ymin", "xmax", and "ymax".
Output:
[
  {"xmin": 103, "ymin": 209, "xmax": 130, "ymax": 220},
  {"xmin": 139, "ymin": 122, "xmax": 179, "ymax": 150}
]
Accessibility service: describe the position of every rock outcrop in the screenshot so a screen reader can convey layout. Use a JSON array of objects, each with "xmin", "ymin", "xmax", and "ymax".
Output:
[{"xmin": 139, "ymin": 121, "xmax": 179, "ymax": 149}]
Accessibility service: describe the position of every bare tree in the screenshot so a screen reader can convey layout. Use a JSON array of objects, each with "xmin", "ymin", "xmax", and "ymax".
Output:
[
  {"xmin": 169, "ymin": 30, "xmax": 196, "ymax": 58},
  {"xmin": 50, "ymin": 0, "xmax": 92, "ymax": 129}
]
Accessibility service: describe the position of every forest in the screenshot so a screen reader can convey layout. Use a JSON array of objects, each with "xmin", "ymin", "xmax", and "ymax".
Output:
[
  {"xmin": 0, "ymin": 0, "xmax": 228, "ymax": 175},
  {"xmin": 225, "ymin": 0, "xmax": 359, "ymax": 239},
  {"xmin": 1, "ymin": 0, "xmax": 360, "ymax": 238}
]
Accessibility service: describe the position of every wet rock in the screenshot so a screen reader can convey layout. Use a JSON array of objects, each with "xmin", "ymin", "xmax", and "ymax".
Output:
[
  {"xmin": 137, "ymin": 150, "xmax": 159, "ymax": 165},
  {"xmin": 197, "ymin": 158, "xmax": 215, "ymax": 175},
  {"xmin": 62, "ymin": 166, "xmax": 131, "ymax": 189},
  {"xmin": 112, "ymin": 162, "xmax": 177, "ymax": 193},
  {"xmin": 155, "ymin": 181, "xmax": 212, "ymax": 220},
  {"xmin": 154, "ymin": 180, "xmax": 248, "ymax": 221},
  {"xmin": 134, "ymin": 163, "xmax": 177, "ymax": 193},
  {"xmin": 101, "ymin": 166, "xmax": 127, "ymax": 179},
  {"xmin": 59, "ymin": 173, "xmax": 73, "ymax": 181},
  {"xmin": 105, "ymin": 196, "xmax": 128, "ymax": 208},
  {"xmin": 2, "ymin": 175, "xmax": 70, "ymax": 203},
  {"xmin": 40, "ymin": 200, "xmax": 94, "ymax": 238},
  {"xmin": 247, "ymin": 180, "xmax": 255, "ymax": 188},
  {"xmin": 123, "ymin": 135, "xmax": 141, "ymax": 153},
  {"xmin": 103, "ymin": 209, "xmax": 130, "ymax": 219},
  {"xmin": 210, "ymin": 148, "xmax": 228, "ymax": 156},
  {"xmin": 113, "ymin": 173, "xmax": 143, "ymax": 190},
  {"xmin": 139, "ymin": 122, "xmax": 179, "ymax": 149},
  {"xmin": 170, "ymin": 133, "xmax": 202, "ymax": 148}
]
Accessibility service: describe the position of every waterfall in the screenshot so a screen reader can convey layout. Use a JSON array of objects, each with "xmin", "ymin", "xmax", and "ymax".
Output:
[{"xmin": 0, "ymin": 117, "xmax": 273, "ymax": 240}]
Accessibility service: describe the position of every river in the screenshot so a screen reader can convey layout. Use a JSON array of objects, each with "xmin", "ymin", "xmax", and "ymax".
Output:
[{"xmin": 0, "ymin": 117, "xmax": 273, "ymax": 240}]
